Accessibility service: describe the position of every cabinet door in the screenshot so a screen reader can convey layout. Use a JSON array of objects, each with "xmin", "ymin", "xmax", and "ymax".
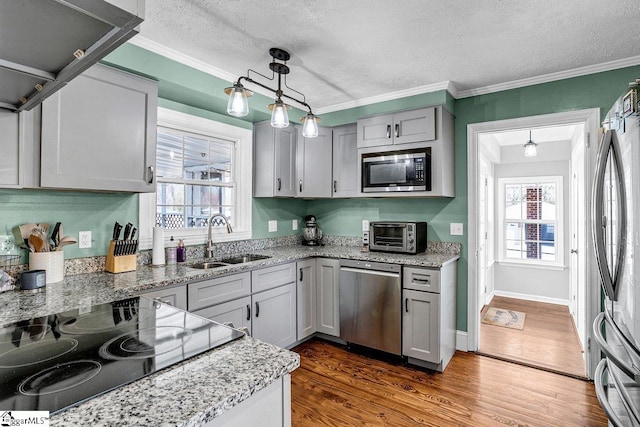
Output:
[
  {"xmin": 402, "ymin": 289, "xmax": 440, "ymax": 363},
  {"xmin": 252, "ymin": 262, "xmax": 296, "ymax": 294},
  {"xmin": 357, "ymin": 113, "xmax": 393, "ymax": 148},
  {"xmin": 191, "ymin": 296, "xmax": 252, "ymax": 335},
  {"xmin": 138, "ymin": 285, "xmax": 187, "ymax": 311},
  {"xmin": 0, "ymin": 108, "xmax": 21, "ymax": 187},
  {"xmin": 41, "ymin": 64, "xmax": 157, "ymax": 192},
  {"xmin": 188, "ymin": 272, "xmax": 251, "ymax": 311},
  {"xmin": 296, "ymin": 259, "xmax": 317, "ymax": 340},
  {"xmin": 274, "ymin": 126, "xmax": 297, "ymax": 197},
  {"xmin": 252, "ymin": 282, "xmax": 297, "ymax": 348},
  {"xmin": 332, "ymin": 124, "xmax": 358, "ymax": 198},
  {"xmin": 393, "ymin": 107, "xmax": 436, "ymax": 145},
  {"xmin": 253, "ymin": 122, "xmax": 276, "ymax": 197},
  {"xmin": 316, "ymin": 258, "xmax": 340, "ymax": 336},
  {"xmin": 296, "ymin": 126, "xmax": 333, "ymax": 198}
]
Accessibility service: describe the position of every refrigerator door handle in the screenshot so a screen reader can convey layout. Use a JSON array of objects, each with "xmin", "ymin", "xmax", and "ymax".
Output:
[
  {"xmin": 594, "ymin": 358, "xmax": 630, "ymax": 427},
  {"xmin": 592, "ymin": 130, "xmax": 627, "ymax": 301},
  {"xmin": 593, "ymin": 312, "xmax": 640, "ymax": 382}
]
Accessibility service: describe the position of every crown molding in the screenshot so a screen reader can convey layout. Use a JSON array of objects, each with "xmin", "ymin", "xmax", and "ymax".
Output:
[
  {"xmin": 315, "ymin": 81, "xmax": 454, "ymax": 115},
  {"xmin": 456, "ymin": 55, "xmax": 640, "ymax": 98}
]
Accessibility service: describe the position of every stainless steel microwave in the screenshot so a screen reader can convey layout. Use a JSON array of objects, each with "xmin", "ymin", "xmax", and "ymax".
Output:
[
  {"xmin": 361, "ymin": 148, "xmax": 431, "ymax": 193},
  {"xmin": 369, "ymin": 221, "xmax": 427, "ymax": 254}
]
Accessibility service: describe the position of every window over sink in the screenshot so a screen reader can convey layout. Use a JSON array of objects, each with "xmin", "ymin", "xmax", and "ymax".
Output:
[{"xmin": 139, "ymin": 108, "xmax": 252, "ymax": 249}]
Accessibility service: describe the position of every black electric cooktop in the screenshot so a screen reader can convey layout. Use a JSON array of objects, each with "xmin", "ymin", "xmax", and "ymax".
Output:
[{"xmin": 0, "ymin": 296, "xmax": 244, "ymax": 415}]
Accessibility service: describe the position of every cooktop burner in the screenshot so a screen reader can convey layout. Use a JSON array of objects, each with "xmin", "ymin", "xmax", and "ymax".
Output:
[{"xmin": 0, "ymin": 296, "xmax": 245, "ymax": 415}]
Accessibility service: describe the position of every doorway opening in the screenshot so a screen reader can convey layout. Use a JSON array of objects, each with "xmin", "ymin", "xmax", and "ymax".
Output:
[{"xmin": 466, "ymin": 109, "xmax": 601, "ymax": 379}]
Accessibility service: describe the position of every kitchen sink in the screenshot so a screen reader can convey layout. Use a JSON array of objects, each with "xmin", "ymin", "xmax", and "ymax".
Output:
[
  {"xmin": 219, "ymin": 254, "xmax": 271, "ymax": 264},
  {"xmin": 188, "ymin": 261, "xmax": 229, "ymax": 269}
]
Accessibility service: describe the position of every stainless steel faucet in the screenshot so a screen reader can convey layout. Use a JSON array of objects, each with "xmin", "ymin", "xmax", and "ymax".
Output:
[{"xmin": 206, "ymin": 214, "xmax": 233, "ymax": 258}]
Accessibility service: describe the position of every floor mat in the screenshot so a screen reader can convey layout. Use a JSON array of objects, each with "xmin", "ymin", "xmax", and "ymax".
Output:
[{"xmin": 481, "ymin": 307, "xmax": 526, "ymax": 330}]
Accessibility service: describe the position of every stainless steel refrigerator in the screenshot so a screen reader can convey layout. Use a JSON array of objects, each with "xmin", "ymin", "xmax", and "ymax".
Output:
[{"xmin": 593, "ymin": 89, "xmax": 640, "ymax": 426}]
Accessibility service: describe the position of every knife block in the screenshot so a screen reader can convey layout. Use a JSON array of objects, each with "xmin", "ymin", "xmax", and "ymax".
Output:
[{"xmin": 106, "ymin": 240, "xmax": 137, "ymax": 273}]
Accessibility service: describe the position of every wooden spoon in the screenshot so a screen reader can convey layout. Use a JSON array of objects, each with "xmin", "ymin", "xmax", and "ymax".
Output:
[
  {"xmin": 56, "ymin": 236, "xmax": 77, "ymax": 251},
  {"xmin": 29, "ymin": 234, "xmax": 45, "ymax": 252}
]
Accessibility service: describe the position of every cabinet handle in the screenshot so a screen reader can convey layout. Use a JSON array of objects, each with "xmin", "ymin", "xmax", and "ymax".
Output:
[
  {"xmin": 255, "ymin": 301, "xmax": 260, "ymax": 317},
  {"xmin": 147, "ymin": 165, "xmax": 155, "ymax": 184},
  {"xmin": 300, "ymin": 268, "xmax": 304, "ymax": 281},
  {"xmin": 405, "ymin": 298, "xmax": 409, "ymax": 312},
  {"xmin": 386, "ymin": 124, "xmax": 391, "ymax": 139},
  {"xmin": 299, "ymin": 180, "xmax": 303, "ymax": 193},
  {"xmin": 246, "ymin": 304, "xmax": 251, "ymax": 321},
  {"xmin": 395, "ymin": 124, "xmax": 399, "ymax": 138},
  {"xmin": 333, "ymin": 180, "xmax": 337, "ymax": 193},
  {"xmin": 277, "ymin": 178, "xmax": 281, "ymax": 191}
]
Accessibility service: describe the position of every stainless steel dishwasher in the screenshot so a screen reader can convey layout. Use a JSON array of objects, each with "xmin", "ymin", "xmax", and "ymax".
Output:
[{"xmin": 339, "ymin": 259, "xmax": 402, "ymax": 355}]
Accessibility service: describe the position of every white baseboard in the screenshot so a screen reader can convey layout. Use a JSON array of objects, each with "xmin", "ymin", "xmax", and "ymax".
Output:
[
  {"xmin": 456, "ymin": 330, "xmax": 468, "ymax": 352},
  {"xmin": 492, "ymin": 290, "xmax": 570, "ymax": 306}
]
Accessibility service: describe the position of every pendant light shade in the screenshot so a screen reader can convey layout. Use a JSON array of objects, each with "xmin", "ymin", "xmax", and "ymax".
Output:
[
  {"xmin": 524, "ymin": 130, "xmax": 538, "ymax": 157},
  {"xmin": 224, "ymin": 83, "xmax": 252, "ymax": 117},
  {"xmin": 269, "ymin": 99, "xmax": 290, "ymax": 128},
  {"xmin": 301, "ymin": 113, "xmax": 320, "ymax": 138}
]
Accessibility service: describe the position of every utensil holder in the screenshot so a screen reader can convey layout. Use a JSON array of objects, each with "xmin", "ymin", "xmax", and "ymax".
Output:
[
  {"xmin": 106, "ymin": 240, "xmax": 137, "ymax": 273},
  {"xmin": 29, "ymin": 251, "xmax": 64, "ymax": 284}
]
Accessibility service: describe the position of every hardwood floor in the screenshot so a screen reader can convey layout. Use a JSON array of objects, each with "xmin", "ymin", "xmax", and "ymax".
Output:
[
  {"xmin": 291, "ymin": 339, "xmax": 607, "ymax": 426},
  {"xmin": 479, "ymin": 296, "xmax": 586, "ymax": 378}
]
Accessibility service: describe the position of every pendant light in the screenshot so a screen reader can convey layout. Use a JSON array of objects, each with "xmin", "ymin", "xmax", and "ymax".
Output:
[
  {"xmin": 524, "ymin": 130, "xmax": 538, "ymax": 157},
  {"xmin": 224, "ymin": 48, "xmax": 320, "ymax": 137}
]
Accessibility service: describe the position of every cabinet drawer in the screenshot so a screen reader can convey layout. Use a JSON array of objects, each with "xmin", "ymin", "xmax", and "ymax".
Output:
[
  {"xmin": 188, "ymin": 272, "xmax": 251, "ymax": 311},
  {"xmin": 251, "ymin": 262, "xmax": 296, "ymax": 293},
  {"xmin": 403, "ymin": 267, "xmax": 440, "ymax": 293},
  {"xmin": 138, "ymin": 285, "xmax": 187, "ymax": 311},
  {"xmin": 191, "ymin": 296, "xmax": 252, "ymax": 335}
]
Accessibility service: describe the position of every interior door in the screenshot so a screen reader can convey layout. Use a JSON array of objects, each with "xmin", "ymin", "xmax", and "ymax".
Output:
[{"xmin": 478, "ymin": 158, "xmax": 489, "ymax": 312}]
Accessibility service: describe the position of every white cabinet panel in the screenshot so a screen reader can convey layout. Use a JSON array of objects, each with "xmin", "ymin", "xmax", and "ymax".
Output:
[
  {"xmin": 254, "ymin": 121, "xmax": 297, "ymax": 197},
  {"xmin": 138, "ymin": 285, "xmax": 187, "ymax": 311},
  {"xmin": 316, "ymin": 258, "xmax": 340, "ymax": 337},
  {"xmin": 296, "ymin": 126, "xmax": 333, "ymax": 198},
  {"xmin": 394, "ymin": 107, "xmax": 436, "ymax": 145},
  {"xmin": 332, "ymin": 124, "xmax": 358, "ymax": 198},
  {"xmin": 296, "ymin": 259, "xmax": 316, "ymax": 340},
  {"xmin": 402, "ymin": 289, "xmax": 440, "ymax": 363},
  {"xmin": 188, "ymin": 272, "xmax": 251, "ymax": 311},
  {"xmin": 192, "ymin": 296, "xmax": 252, "ymax": 335},
  {"xmin": 0, "ymin": 108, "xmax": 21, "ymax": 187},
  {"xmin": 252, "ymin": 262, "xmax": 296, "ymax": 294},
  {"xmin": 40, "ymin": 64, "xmax": 157, "ymax": 192},
  {"xmin": 252, "ymin": 282, "xmax": 297, "ymax": 349}
]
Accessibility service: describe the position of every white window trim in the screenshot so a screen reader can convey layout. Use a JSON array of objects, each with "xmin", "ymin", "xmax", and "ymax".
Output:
[
  {"xmin": 497, "ymin": 175, "xmax": 564, "ymax": 268},
  {"xmin": 139, "ymin": 107, "xmax": 252, "ymax": 250}
]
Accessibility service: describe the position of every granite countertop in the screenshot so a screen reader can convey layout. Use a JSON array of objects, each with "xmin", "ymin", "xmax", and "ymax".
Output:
[{"xmin": 0, "ymin": 243, "xmax": 459, "ymax": 426}]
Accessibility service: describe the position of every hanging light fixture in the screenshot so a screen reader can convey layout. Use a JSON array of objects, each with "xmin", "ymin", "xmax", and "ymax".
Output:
[
  {"xmin": 523, "ymin": 130, "xmax": 538, "ymax": 157},
  {"xmin": 224, "ymin": 47, "xmax": 320, "ymax": 137}
]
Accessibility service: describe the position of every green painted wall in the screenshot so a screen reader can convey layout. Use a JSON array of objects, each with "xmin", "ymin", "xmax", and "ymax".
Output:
[
  {"xmin": 0, "ymin": 189, "xmax": 137, "ymax": 260},
  {"xmin": 252, "ymin": 198, "xmax": 308, "ymax": 238}
]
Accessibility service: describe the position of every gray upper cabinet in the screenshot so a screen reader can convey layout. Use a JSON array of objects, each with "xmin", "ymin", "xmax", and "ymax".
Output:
[
  {"xmin": 357, "ymin": 107, "xmax": 436, "ymax": 148},
  {"xmin": 0, "ymin": 109, "xmax": 22, "ymax": 188},
  {"xmin": 40, "ymin": 64, "xmax": 157, "ymax": 192},
  {"xmin": 254, "ymin": 122, "xmax": 297, "ymax": 197},
  {"xmin": 331, "ymin": 124, "xmax": 358, "ymax": 198},
  {"xmin": 296, "ymin": 126, "xmax": 333, "ymax": 198}
]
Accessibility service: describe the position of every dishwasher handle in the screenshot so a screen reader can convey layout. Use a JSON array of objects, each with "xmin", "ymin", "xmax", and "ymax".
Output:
[{"xmin": 340, "ymin": 266, "xmax": 400, "ymax": 278}]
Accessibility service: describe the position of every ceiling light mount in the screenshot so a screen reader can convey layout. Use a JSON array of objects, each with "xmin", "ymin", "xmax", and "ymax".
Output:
[{"xmin": 224, "ymin": 47, "xmax": 320, "ymax": 137}]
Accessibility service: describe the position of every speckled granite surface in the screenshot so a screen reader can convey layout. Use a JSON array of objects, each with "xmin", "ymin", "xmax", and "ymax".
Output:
[{"xmin": 1, "ymin": 242, "xmax": 458, "ymax": 426}]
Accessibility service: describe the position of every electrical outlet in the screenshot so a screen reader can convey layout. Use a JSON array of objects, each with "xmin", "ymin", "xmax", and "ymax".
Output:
[
  {"xmin": 0, "ymin": 235, "xmax": 19, "ymax": 255},
  {"xmin": 292, "ymin": 219, "xmax": 298, "ymax": 230},
  {"xmin": 450, "ymin": 223, "xmax": 464, "ymax": 236},
  {"xmin": 79, "ymin": 231, "xmax": 92, "ymax": 249},
  {"xmin": 268, "ymin": 220, "xmax": 277, "ymax": 233},
  {"xmin": 362, "ymin": 220, "xmax": 370, "ymax": 231}
]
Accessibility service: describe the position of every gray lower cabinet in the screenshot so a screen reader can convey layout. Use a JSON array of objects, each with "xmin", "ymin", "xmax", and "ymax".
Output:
[
  {"xmin": 331, "ymin": 124, "xmax": 358, "ymax": 198},
  {"xmin": 40, "ymin": 63, "xmax": 157, "ymax": 192},
  {"xmin": 254, "ymin": 122, "xmax": 297, "ymax": 197},
  {"xmin": 252, "ymin": 282, "xmax": 297, "ymax": 348},
  {"xmin": 296, "ymin": 126, "xmax": 333, "ymax": 198},
  {"xmin": 192, "ymin": 296, "xmax": 252, "ymax": 335},
  {"xmin": 188, "ymin": 272, "xmax": 251, "ymax": 311},
  {"xmin": 138, "ymin": 285, "xmax": 187, "ymax": 311},
  {"xmin": 296, "ymin": 259, "xmax": 316, "ymax": 340},
  {"xmin": 402, "ymin": 262, "xmax": 457, "ymax": 371},
  {"xmin": 316, "ymin": 258, "xmax": 340, "ymax": 337}
]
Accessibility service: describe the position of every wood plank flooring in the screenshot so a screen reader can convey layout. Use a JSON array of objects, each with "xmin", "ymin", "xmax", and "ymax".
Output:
[
  {"xmin": 479, "ymin": 296, "xmax": 586, "ymax": 378},
  {"xmin": 291, "ymin": 339, "xmax": 607, "ymax": 426}
]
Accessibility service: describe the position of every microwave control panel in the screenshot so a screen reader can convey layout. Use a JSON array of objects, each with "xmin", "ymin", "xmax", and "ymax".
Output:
[{"xmin": 414, "ymin": 158, "xmax": 425, "ymax": 184}]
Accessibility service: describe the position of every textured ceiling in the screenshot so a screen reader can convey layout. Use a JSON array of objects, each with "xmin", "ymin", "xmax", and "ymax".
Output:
[{"xmin": 138, "ymin": 0, "xmax": 640, "ymax": 112}]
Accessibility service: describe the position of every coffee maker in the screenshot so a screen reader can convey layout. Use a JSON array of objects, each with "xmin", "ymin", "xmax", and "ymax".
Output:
[{"xmin": 301, "ymin": 215, "xmax": 323, "ymax": 246}]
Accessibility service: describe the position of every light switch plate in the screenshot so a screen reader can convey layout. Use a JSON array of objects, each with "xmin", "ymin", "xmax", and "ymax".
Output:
[
  {"xmin": 450, "ymin": 223, "xmax": 464, "ymax": 236},
  {"xmin": 268, "ymin": 220, "xmax": 277, "ymax": 233},
  {"xmin": 362, "ymin": 220, "xmax": 370, "ymax": 231},
  {"xmin": 292, "ymin": 219, "xmax": 298, "ymax": 230}
]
